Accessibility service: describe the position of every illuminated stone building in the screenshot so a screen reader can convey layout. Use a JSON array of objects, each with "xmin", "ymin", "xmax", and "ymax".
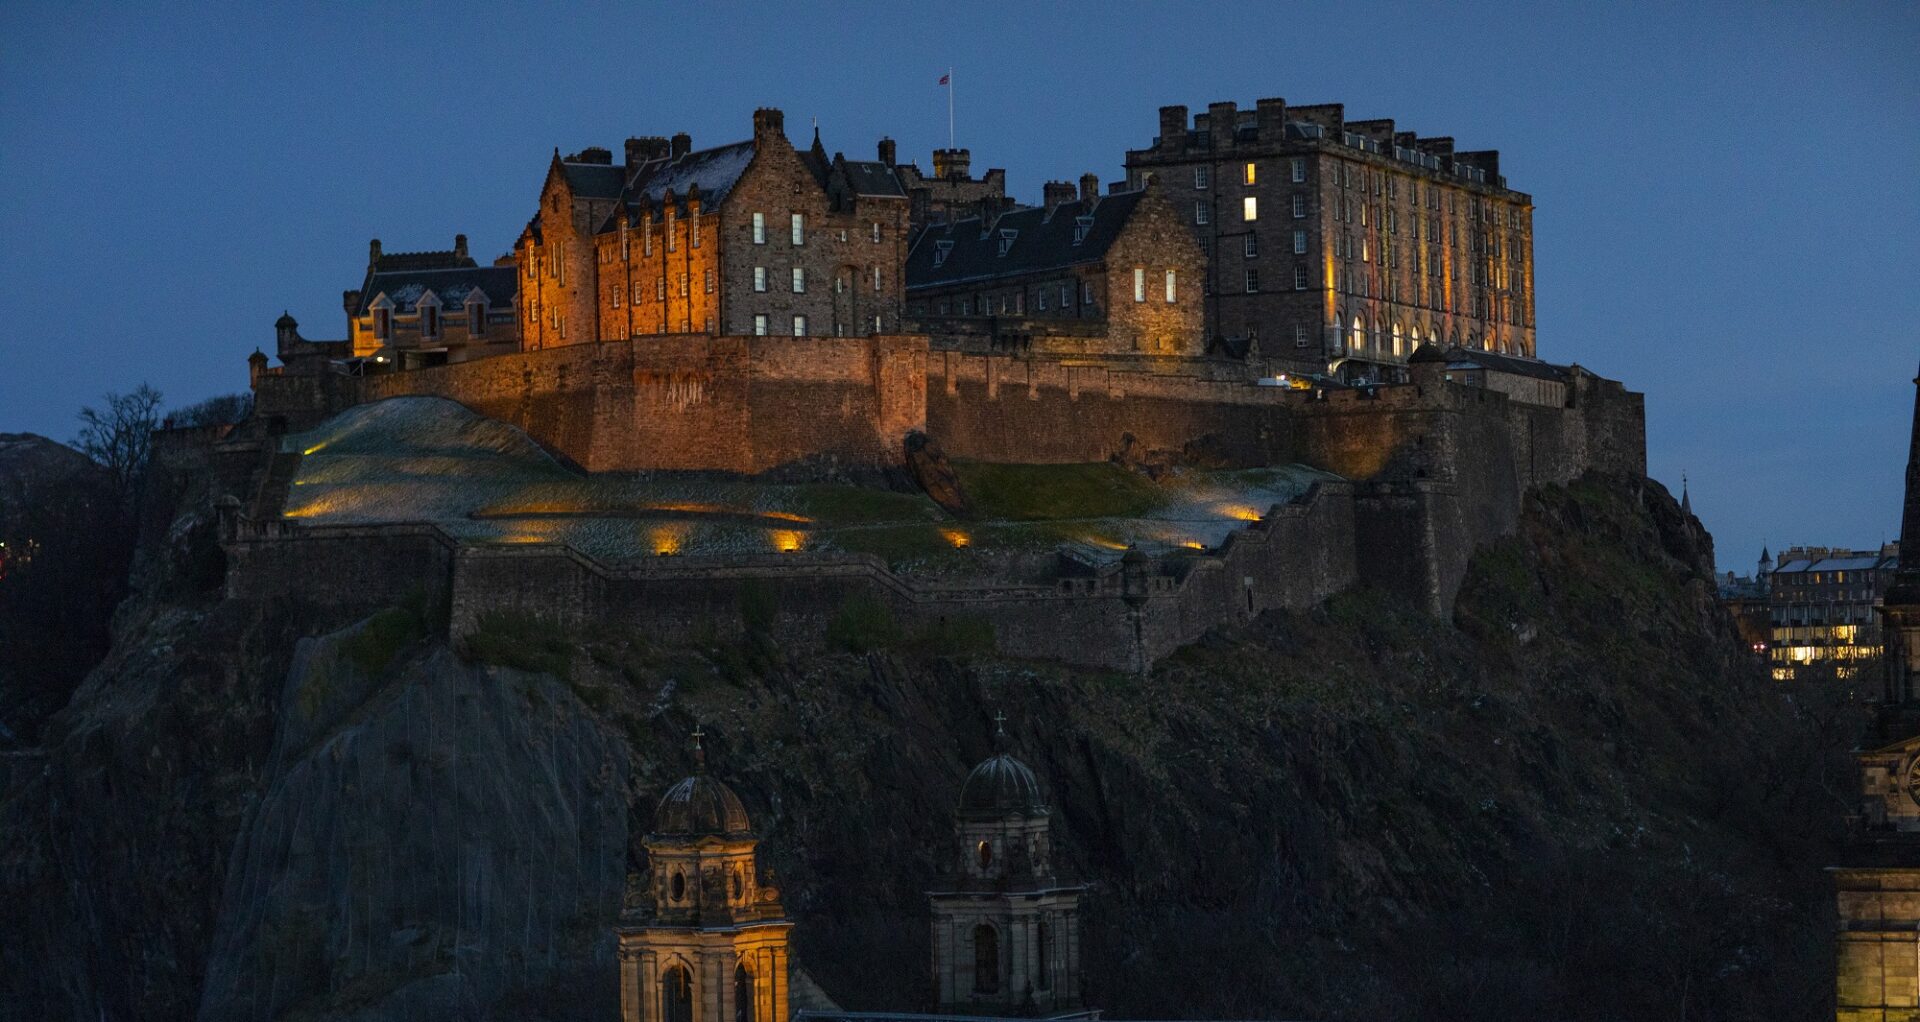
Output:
[
  {"xmin": 1766, "ymin": 544, "xmax": 1900, "ymax": 683},
  {"xmin": 617, "ymin": 733, "xmax": 791, "ymax": 1022},
  {"xmin": 927, "ymin": 718, "xmax": 1085, "ymax": 1015},
  {"xmin": 1123, "ymin": 99, "xmax": 1535, "ymax": 377},
  {"xmin": 515, "ymin": 108, "xmax": 911, "ymax": 348},
  {"xmin": 888, "ymin": 143, "xmax": 1010, "ymax": 229},
  {"xmin": 903, "ymin": 176, "xmax": 1209, "ymax": 358},
  {"xmin": 341, "ymin": 236, "xmax": 520, "ymax": 368}
]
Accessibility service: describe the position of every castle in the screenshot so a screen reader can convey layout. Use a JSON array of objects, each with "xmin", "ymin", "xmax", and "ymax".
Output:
[{"xmin": 229, "ymin": 99, "xmax": 1643, "ymax": 674}]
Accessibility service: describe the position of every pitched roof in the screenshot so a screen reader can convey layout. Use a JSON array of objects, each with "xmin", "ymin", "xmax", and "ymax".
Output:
[
  {"xmin": 1773, "ymin": 553, "xmax": 1894, "ymax": 575},
  {"xmin": 1443, "ymin": 345, "xmax": 1569, "ymax": 382},
  {"xmin": 560, "ymin": 160, "xmax": 626, "ymax": 199},
  {"xmin": 597, "ymin": 140, "xmax": 758, "ymax": 232},
  {"xmin": 838, "ymin": 158, "xmax": 905, "ymax": 197},
  {"xmin": 371, "ymin": 248, "xmax": 471, "ymax": 274},
  {"xmin": 357, "ymin": 265, "xmax": 519, "ymax": 316},
  {"xmin": 904, "ymin": 190, "xmax": 1146, "ymax": 290}
]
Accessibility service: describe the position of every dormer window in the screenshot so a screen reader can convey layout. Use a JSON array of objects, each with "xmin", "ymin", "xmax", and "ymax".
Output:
[
  {"xmin": 997, "ymin": 229, "xmax": 1017, "ymax": 257},
  {"xmin": 933, "ymin": 240, "xmax": 954, "ymax": 268},
  {"xmin": 1072, "ymin": 216, "xmax": 1093, "ymax": 245},
  {"xmin": 370, "ymin": 295, "xmax": 394, "ymax": 341},
  {"xmin": 467, "ymin": 293, "xmax": 489, "ymax": 337},
  {"xmin": 417, "ymin": 291, "xmax": 442, "ymax": 342}
]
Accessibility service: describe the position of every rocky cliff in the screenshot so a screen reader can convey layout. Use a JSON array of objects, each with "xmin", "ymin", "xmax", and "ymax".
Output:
[{"xmin": 0, "ymin": 459, "xmax": 1849, "ymax": 1021}]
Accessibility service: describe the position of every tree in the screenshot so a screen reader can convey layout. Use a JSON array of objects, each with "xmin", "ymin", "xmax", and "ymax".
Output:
[
  {"xmin": 169, "ymin": 392, "xmax": 253, "ymax": 428},
  {"xmin": 74, "ymin": 384, "xmax": 162, "ymax": 504}
]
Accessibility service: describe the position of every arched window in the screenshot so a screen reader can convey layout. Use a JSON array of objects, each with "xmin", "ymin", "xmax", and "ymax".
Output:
[
  {"xmin": 1036, "ymin": 920, "xmax": 1052, "ymax": 991},
  {"xmin": 973, "ymin": 924, "xmax": 1000, "ymax": 994},
  {"xmin": 663, "ymin": 964, "xmax": 693, "ymax": 1022},
  {"xmin": 1392, "ymin": 322, "xmax": 1404, "ymax": 356},
  {"xmin": 976, "ymin": 840, "xmax": 993, "ymax": 870},
  {"xmin": 1350, "ymin": 317, "xmax": 1363, "ymax": 350},
  {"xmin": 734, "ymin": 963, "xmax": 755, "ymax": 1022}
]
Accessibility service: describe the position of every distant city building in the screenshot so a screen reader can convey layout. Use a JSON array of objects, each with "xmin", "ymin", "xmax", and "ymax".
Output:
[
  {"xmin": 1717, "ymin": 546, "xmax": 1773, "ymax": 654},
  {"xmin": 1766, "ymin": 544, "xmax": 1900, "ymax": 682},
  {"xmin": 903, "ymin": 176, "xmax": 1209, "ymax": 358},
  {"xmin": 1124, "ymin": 98, "xmax": 1535, "ymax": 378}
]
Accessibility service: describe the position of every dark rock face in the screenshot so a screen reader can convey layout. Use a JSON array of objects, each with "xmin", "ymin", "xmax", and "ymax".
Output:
[
  {"xmin": 903, "ymin": 432, "xmax": 969, "ymax": 515},
  {"xmin": 0, "ymin": 468, "xmax": 1848, "ymax": 1022}
]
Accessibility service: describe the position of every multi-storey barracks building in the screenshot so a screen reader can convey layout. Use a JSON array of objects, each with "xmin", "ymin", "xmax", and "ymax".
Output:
[{"xmin": 1124, "ymin": 99, "xmax": 1536, "ymax": 377}]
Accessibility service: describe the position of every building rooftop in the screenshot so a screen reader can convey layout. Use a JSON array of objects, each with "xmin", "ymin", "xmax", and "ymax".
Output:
[
  {"xmin": 905, "ymin": 190, "xmax": 1145, "ymax": 289},
  {"xmin": 356, "ymin": 265, "xmax": 518, "ymax": 316}
]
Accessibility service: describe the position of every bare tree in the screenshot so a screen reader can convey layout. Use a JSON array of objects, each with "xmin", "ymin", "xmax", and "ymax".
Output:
[
  {"xmin": 75, "ymin": 384, "xmax": 162, "ymax": 502},
  {"xmin": 170, "ymin": 392, "xmax": 253, "ymax": 428}
]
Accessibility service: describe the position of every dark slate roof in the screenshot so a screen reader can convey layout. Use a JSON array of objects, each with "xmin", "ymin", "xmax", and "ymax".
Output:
[
  {"xmin": 1774, "ymin": 553, "xmax": 1894, "ymax": 575},
  {"xmin": 357, "ymin": 266, "xmax": 519, "ymax": 316},
  {"xmin": 839, "ymin": 159, "xmax": 904, "ymax": 197},
  {"xmin": 905, "ymin": 190, "xmax": 1146, "ymax": 290},
  {"xmin": 1443, "ymin": 345, "xmax": 1569, "ymax": 382},
  {"xmin": 599, "ymin": 140, "xmax": 758, "ymax": 232},
  {"xmin": 957, "ymin": 752, "xmax": 1046, "ymax": 819},
  {"xmin": 652, "ymin": 772, "xmax": 753, "ymax": 837},
  {"xmin": 560, "ymin": 160, "xmax": 626, "ymax": 200},
  {"xmin": 372, "ymin": 249, "xmax": 471, "ymax": 274}
]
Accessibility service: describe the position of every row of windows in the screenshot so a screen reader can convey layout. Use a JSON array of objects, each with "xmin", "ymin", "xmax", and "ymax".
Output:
[
  {"xmin": 1192, "ymin": 158, "xmax": 1309, "ymax": 190},
  {"xmin": 924, "ymin": 280, "xmax": 1101, "ymax": 318},
  {"xmin": 1190, "ymin": 156, "xmax": 1526, "ymax": 227},
  {"xmin": 1130, "ymin": 268, "xmax": 1179, "ymax": 303},
  {"xmin": 368, "ymin": 302, "xmax": 490, "ymax": 342}
]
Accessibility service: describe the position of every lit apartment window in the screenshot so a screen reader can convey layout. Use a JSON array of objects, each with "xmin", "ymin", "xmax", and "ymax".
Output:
[
  {"xmin": 1244, "ymin": 234, "xmax": 1258, "ymax": 258},
  {"xmin": 1290, "ymin": 157, "xmax": 1306, "ymax": 183},
  {"xmin": 1195, "ymin": 200, "xmax": 1210, "ymax": 225},
  {"xmin": 1194, "ymin": 166, "xmax": 1209, "ymax": 189},
  {"xmin": 1242, "ymin": 197, "xmax": 1257, "ymax": 221},
  {"xmin": 792, "ymin": 314, "xmax": 807, "ymax": 337},
  {"xmin": 558, "ymin": 314, "xmax": 566, "ymax": 339},
  {"xmin": 1133, "ymin": 268, "xmax": 1146, "ymax": 302},
  {"xmin": 754, "ymin": 267, "xmax": 767, "ymax": 292},
  {"xmin": 792, "ymin": 267, "xmax": 806, "ymax": 293},
  {"xmin": 1292, "ymin": 230, "xmax": 1307, "ymax": 255},
  {"xmin": 1164, "ymin": 270, "xmax": 1176, "ymax": 303},
  {"xmin": 752, "ymin": 213, "xmax": 766, "ymax": 244},
  {"xmin": 753, "ymin": 313, "xmax": 768, "ymax": 336},
  {"xmin": 1293, "ymin": 264, "xmax": 1308, "ymax": 290},
  {"xmin": 791, "ymin": 213, "xmax": 805, "ymax": 245},
  {"xmin": 1362, "ymin": 237, "xmax": 1370, "ymax": 262},
  {"xmin": 1244, "ymin": 268, "xmax": 1258, "ymax": 293},
  {"xmin": 1243, "ymin": 162, "xmax": 1256, "ymax": 185}
]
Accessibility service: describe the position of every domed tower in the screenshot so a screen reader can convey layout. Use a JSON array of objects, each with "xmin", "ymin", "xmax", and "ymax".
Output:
[
  {"xmin": 928, "ymin": 714, "xmax": 1086, "ymax": 1015},
  {"xmin": 618, "ymin": 729, "xmax": 790, "ymax": 1022}
]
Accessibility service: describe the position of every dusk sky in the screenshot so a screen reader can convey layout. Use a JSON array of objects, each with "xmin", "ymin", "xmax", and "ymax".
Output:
[{"xmin": 2, "ymin": 2, "xmax": 1914, "ymax": 571}]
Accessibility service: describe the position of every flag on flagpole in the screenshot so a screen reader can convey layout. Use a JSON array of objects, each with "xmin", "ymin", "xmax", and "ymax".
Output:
[{"xmin": 938, "ymin": 73, "xmax": 950, "ymax": 85}]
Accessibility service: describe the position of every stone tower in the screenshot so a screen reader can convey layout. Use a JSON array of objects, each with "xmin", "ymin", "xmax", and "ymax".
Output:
[
  {"xmin": 618, "ymin": 731, "xmax": 790, "ymax": 1022},
  {"xmin": 1882, "ymin": 357, "xmax": 1920, "ymax": 705},
  {"xmin": 928, "ymin": 716, "xmax": 1086, "ymax": 1015}
]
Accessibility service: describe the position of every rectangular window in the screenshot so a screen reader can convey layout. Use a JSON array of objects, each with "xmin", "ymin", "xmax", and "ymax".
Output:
[
  {"xmin": 871, "ymin": 221, "xmax": 882, "ymax": 242},
  {"xmin": 1244, "ymin": 268, "xmax": 1259, "ymax": 293},
  {"xmin": 679, "ymin": 273, "xmax": 689, "ymax": 297},
  {"xmin": 622, "ymin": 233, "xmax": 630, "ymax": 261},
  {"xmin": 374, "ymin": 307, "xmax": 390, "ymax": 339},
  {"xmin": 657, "ymin": 279, "xmax": 665, "ymax": 301},
  {"xmin": 1292, "ymin": 193, "xmax": 1306, "ymax": 218},
  {"xmin": 422, "ymin": 305, "xmax": 438, "ymax": 339},
  {"xmin": 791, "ymin": 213, "xmax": 805, "ymax": 245},
  {"xmin": 792, "ymin": 267, "xmax": 806, "ymax": 293},
  {"xmin": 1293, "ymin": 264, "xmax": 1308, "ymax": 290},
  {"xmin": 752, "ymin": 213, "xmax": 766, "ymax": 244},
  {"xmin": 644, "ymin": 228, "xmax": 652, "ymax": 257},
  {"xmin": 667, "ymin": 214, "xmax": 677, "ymax": 252},
  {"xmin": 792, "ymin": 314, "xmax": 807, "ymax": 337},
  {"xmin": 1081, "ymin": 281, "xmax": 1093, "ymax": 305},
  {"xmin": 470, "ymin": 305, "xmax": 486, "ymax": 336},
  {"xmin": 1290, "ymin": 157, "xmax": 1306, "ymax": 183},
  {"xmin": 754, "ymin": 267, "xmax": 768, "ymax": 292},
  {"xmin": 1243, "ymin": 162, "xmax": 1256, "ymax": 185},
  {"xmin": 1133, "ymin": 267, "xmax": 1146, "ymax": 302},
  {"xmin": 1165, "ymin": 269, "xmax": 1176, "ymax": 303},
  {"xmin": 1242, "ymin": 196, "xmax": 1257, "ymax": 221},
  {"xmin": 1194, "ymin": 200, "xmax": 1210, "ymax": 225},
  {"xmin": 873, "ymin": 265, "xmax": 882, "ymax": 292},
  {"xmin": 1194, "ymin": 166, "xmax": 1210, "ymax": 189},
  {"xmin": 704, "ymin": 269, "xmax": 714, "ymax": 294},
  {"xmin": 1244, "ymin": 234, "xmax": 1258, "ymax": 258},
  {"xmin": 691, "ymin": 218, "xmax": 700, "ymax": 248},
  {"xmin": 753, "ymin": 313, "xmax": 768, "ymax": 336},
  {"xmin": 1037, "ymin": 289, "xmax": 1049, "ymax": 311},
  {"xmin": 1295, "ymin": 325, "xmax": 1309, "ymax": 348},
  {"xmin": 1060, "ymin": 284, "xmax": 1070, "ymax": 308},
  {"xmin": 611, "ymin": 284, "xmax": 622, "ymax": 308},
  {"xmin": 1292, "ymin": 229, "xmax": 1307, "ymax": 255}
]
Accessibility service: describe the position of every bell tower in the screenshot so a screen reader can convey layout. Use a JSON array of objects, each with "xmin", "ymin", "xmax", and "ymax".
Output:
[
  {"xmin": 1882, "ymin": 357, "xmax": 1920, "ymax": 705},
  {"xmin": 618, "ymin": 729, "xmax": 790, "ymax": 1022},
  {"xmin": 928, "ymin": 714, "xmax": 1086, "ymax": 1014}
]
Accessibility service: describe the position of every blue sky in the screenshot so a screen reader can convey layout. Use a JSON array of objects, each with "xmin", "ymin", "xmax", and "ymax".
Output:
[{"xmin": 1, "ymin": 1, "xmax": 1914, "ymax": 571}]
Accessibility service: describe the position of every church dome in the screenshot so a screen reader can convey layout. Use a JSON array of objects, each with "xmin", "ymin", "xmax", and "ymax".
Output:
[
  {"xmin": 652, "ymin": 772, "xmax": 753, "ymax": 837},
  {"xmin": 958, "ymin": 752, "xmax": 1047, "ymax": 818}
]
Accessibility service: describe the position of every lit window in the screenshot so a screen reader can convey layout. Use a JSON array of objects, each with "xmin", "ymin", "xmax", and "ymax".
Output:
[
  {"xmin": 791, "ymin": 213, "xmax": 805, "ymax": 245},
  {"xmin": 1133, "ymin": 268, "xmax": 1146, "ymax": 302},
  {"xmin": 1244, "ymin": 268, "xmax": 1258, "ymax": 293},
  {"xmin": 1351, "ymin": 317, "xmax": 1364, "ymax": 349},
  {"xmin": 792, "ymin": 314, "xmax": 807, "ymax": 337},
  {"xmin": 1244, "ymin": 234, "xmax": 1258, "ymax": 258},
  {"xmin": 1242, "ymin": 197, "xmax": 1257, "ymax": 221},
  {"xmin": 1290, "ymin": 157, "xmax": 1306, "ymax": 183},
  {"xmin": 754, "ymin": 267, "xmax": 767, "ymax": 292},
  {"xmin": 792, "ymin": 267, "xmax": 806, "ymax": 293},
  {"xmin": 1293, "ymin": 230, "xmax": 1307, "ymax": 255},
  {"xmin": 752, "ymin": 213, "xmax": 766, "ymax": 244},
  {"xmin": 753, "ymin": 313, "xmax": 768, "ymax": 336},
  {"xmin": 1293, "ymin": 193, "xmax": 1307, "ymax": 218},
  {"xmin": 1195, "ymin": 200, "xmax": 1210, "ymax": 225},
  {"xmin": 1164, "ymin": 269, "xmax": 1176, "ymax": 303},
  {"xmin": 1243, "ymin": 162, "xmax": 1256, "ymax": 185},
  {"xmin": 1194, "ymin": 166, "xmax": 1210, "ymax": 189}
]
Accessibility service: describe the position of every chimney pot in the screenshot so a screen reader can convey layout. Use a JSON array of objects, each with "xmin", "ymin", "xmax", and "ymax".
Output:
[
  {"xmin": 454, "ymin": 234, "xmax": 468, "ymax": 260},
  {"xmin": 369, "ymin": 238, "xmax": 382, "ymax": 268},
  {"xmin": 1043, "ymin": 181, "xmax": 1076, "ymax": 215},
  {"xmin": 877, "ymin": 137, "xmax": 897, "ymax": 165},
  {"xmin": 671, "ymin": 132, "xmax": 692, "ymax": 158},
  {"xmin": 1079, "ymin": 173, "xmax": 1099, "ymax": 203},
  {"xmin": 751, "ymin": 107, "xmax": 784, "ymax": 141}
]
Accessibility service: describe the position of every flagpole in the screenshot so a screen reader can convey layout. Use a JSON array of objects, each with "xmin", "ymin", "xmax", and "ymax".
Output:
[{"xmin": 947, "ymin": 67, "xmax": 954, "ymax": 149}]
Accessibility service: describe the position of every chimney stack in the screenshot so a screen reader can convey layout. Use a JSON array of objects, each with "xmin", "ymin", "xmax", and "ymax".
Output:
[
  {"xmin": 671, "ymin": 132, "xmax": 692, "ymax": 158},
  {"xmin": 750, "ymin": 107, "xmax": 784, "ymax": 143},
  {"xmin": 1207, "ymin": 101, "xmax": 1238, "ymax": 150},
  {"xmin": 932, "ymin": 147, "xmax": 971, "ymax": 180},
  {"xmin": 1042, "ymin": 181, "xmax": 1076, "ymax": 215},
  {"xmin": 1255, "ymin": 97, "xmax": 1287, "ymax": 141},
  {"xmin": 1158, "ymin": 105, "xmax": 1188, "ymax": 152},
  {"xmin": 368, "ymin": 238, "xmax": 382, "ymax": 269},
  {"xmin": 454, "ymin": 234, "xmax": 468, "ymax": 261},
  {"xmin": 626, "ymin": 136, "xmax": 670, "ymax": 168},
  {"xmin": 1079, "ymin": 173, "xmax": 1099, "ymax": 204},
  {"xmin": 877, "ymin": 137, "xmax": 897, "ymax": 165}
]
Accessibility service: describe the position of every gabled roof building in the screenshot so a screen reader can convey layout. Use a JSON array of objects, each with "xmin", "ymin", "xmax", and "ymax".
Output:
[{"xmin": 343, "ymin": 235, "xmax": 521, "ymax": 367}]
